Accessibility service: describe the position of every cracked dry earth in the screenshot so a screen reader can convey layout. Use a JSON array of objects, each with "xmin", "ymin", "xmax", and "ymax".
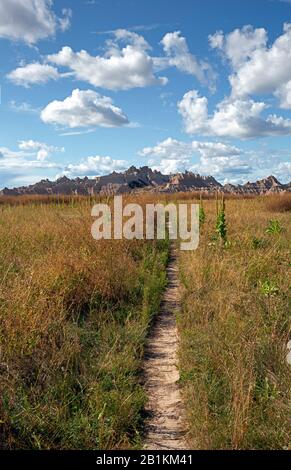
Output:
[{"xmin": 143, "ymin": 248, "xmax": 188, "ymax": 450}]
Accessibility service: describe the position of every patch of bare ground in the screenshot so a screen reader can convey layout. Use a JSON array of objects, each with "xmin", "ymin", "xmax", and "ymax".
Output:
[{"xmin": 143, "ymin": 247, "xmax": 188, "ymax": 450}]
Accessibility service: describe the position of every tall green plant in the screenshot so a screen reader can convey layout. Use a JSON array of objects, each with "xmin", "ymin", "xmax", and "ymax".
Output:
[
  {"xmin": 216, "ymin": 196, "xmax": 227, "ymax": 243},
  {"xmin": 199, "ymin": 193, "xmax": 206, "ymax": 226},
  {"xmin": 266, "ymin": 219, "xmax": 284, "ymax": 235}
]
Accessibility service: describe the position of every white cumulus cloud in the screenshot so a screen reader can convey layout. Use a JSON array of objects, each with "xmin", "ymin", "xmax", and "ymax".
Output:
[
  {"xmin": 139, "ymin": 137, "xmax": 247, "ymax": 178},
  {"xmin": 140, "ymin": 137, "xmax": 193, "ymax": 174},
  {"xmin": 0, "ymin": 142, "xmax": 62, "ymax": 189},
  {"xmin": 0, "ymin": 0, "xmax": 71, "ymax": 44},
  {"xmin": 47, "ymin": 29, "xmax": 167, "ymax": 90},
  {"xmin": 178, "ymin": 90, "xmax": 291, "ymax": 138},
  {"xmin": 140, "ymin": 137, "xmax": 194, "ymax": 160},
  {"xmin": 138, "ymin": 137, "xmax": 291, "ymax": 183},
  {"xmin": 209, "ymin": 25, "xmax": 268, "ymax": 67},
  {"xmin": 41, "ymin": 89, "xmax": 129, "ymax": 129},
  {"xmin": 159, "ymin": 31, "xmax": 215, "ymax": 89},
  {"xmin": 18, "ymin": 139, "xmax": 64, "ymax": 161},
  {"xmin": 210, "ymin": 24, "xmax": 291, "ymax": 108},
  {"xmin": 7, "ymin": 63, "xmax": 60, "ymax": 87},
  {"xmin": 7, "ymin": 29, "xmax": 215, "ymax": 91},
  {"xmin": 61, "ymin": 155, "xmax": 128, "ymax": 177}
]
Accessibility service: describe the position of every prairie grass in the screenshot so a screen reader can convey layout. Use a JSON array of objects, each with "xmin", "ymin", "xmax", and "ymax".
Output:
[
  {"xmin": 0, "ymin": 198, "xmax": 169, "ymax": 449},
  {"xmin": 0, "ymin": 194, "xmax": 92, "ymax": 206},
  {"xmin": 1, "ymin": 192, "xmax": 290, "ymax": 450},
  {"xmin": 264, "ymin": 193, "xmax": 291, "ymax": 213},
  {"xmin": 178, "ymin": 196, "xmax": 290, "ymax": 449},
  {"xmin": 0, "ymin": 191, "xmax": 257, "ymax": 208}
]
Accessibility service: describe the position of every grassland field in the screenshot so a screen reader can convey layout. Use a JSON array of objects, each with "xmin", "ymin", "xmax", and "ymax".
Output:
[{"xmin": 0, "ymin": 193, "xmax": 290, "ymax": 450}]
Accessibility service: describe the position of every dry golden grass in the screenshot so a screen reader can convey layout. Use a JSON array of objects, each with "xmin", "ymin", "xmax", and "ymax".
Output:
[
  {"xmin": 0, "ymin": 190, "xmax": 257, "ymax": 208},
  {"xmin": 0, "ymin": 192, "xmax": 290, "ymax": 450},
  {"xmin": 0, "ymin": 197, "xmax": 169, "ymax": 449},
  {"xmin": 178, "ymin": 196, "xmax": 290, "ymax": 449},
  {"xmin": 0, "ymin": 194, "xmax": 91, "ymax": 206},
  {"xmin": 264, "ymin": 193, "xmax": 291, "ymax": 213}
]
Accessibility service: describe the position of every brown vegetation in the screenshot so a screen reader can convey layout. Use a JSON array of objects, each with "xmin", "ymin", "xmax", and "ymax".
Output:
[
  {"xmin": 0, "ymin": 193, "xmax": 289, "ymax": 450},
  {"xmin": 178, "ymin": 196, "xmax": 290, "ymax": 449},
  {"xmin": 264, "ymin": 193, "xmax": 291, "ymax": 212},
  {"xmin": 0, "ymin": 197, "xmax": 168, "ymax": 449}
]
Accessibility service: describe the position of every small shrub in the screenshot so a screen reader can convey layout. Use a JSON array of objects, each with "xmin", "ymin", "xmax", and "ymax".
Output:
[
  {"xmin": 251, "ymin": 237, "xmax": 267, "ymax": 249},
  {"xmin": 266, "ymin": 219, "xmax": 284, "ymax": 235},
  {"xmin": 260, "ymin": 280, "xmax": 280, "ymax": 297}
]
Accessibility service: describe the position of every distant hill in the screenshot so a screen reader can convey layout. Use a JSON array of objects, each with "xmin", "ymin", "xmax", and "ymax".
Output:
[{"xmin": 0, "ymin": 167, "xmax": 290, "ymax": 196}]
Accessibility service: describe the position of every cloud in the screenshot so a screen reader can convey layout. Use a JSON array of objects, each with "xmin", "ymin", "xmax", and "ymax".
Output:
[
  {"xmin": 140, "ymin": 137, "xmax": 194, "ymax": 161},
  {"xmin": 0, "ymin": 143, "xmax": 62, "ymax": 188},
  {"xmin": 0, "ymin": 140, "xmax": 63, "ymax": 163},
  {"xmin": 0, "ymin": 146, "xmax": 29, "ymax": 160},
  {"xmin": 61, "ymin": 155, "xmax": 128, "ymax": 177},
  {"xmin": 190, "ymin": 155, "xmax": 253, "ymax": 183},
  {"xmin": 0, "ymin": 150, "xmax": 59, "ymax": 168},
  {"xmin": 159, "ymin": 31, "xmax": 215, "ymax": 89},
  {"xmin": 0, "ymin": 140, "xmax": 65, "ymax": 188},
  {"xmin": 139, "ymin": 137, "xmax": 241, "ymax": 161},
  {"xmin": 276, "ymin": 161, "xmax": 291, "ymax": 180},
  {"xmin": 209, "ymin": 25, "xmax": 268, "ymax": 67},
  {"xmin": 48, "ymin": 29, "xmax": 167, "ymax": 90},
  {"xmin": 152, "ymin": 157, "xmax": 191, "ymax": 175},
  {"xmin": 139, "ymin": 137, "xmax": 248, "ymax": 178},
  {"xmin": 138, "ymin": 137, "xmax": 291, "ymax": 183},
  {"xmin": 0, "ymin": 143, "xmax": 127, "ymax": 187},
  {"xmin": 191, "ymin": 141, "xmax": 242, "ymax": 158},
  {"xmin": 7, "ymin": 63, "xmax": 60, "ymax": 87},
  {"xmin": 210, "ymin": 24, "xmax": 291, "ymax": 108},
  {"xmin": 41, "ymin": 89, "xmax": 129, "ymax": 128},
  {"xmin": 59, "ymin": 128, "xmax": 96, "ymax": 137},
  {"xmin": 138, "ymin": 137, "xmax": 192, "ymax": 174},
  {"xmin": 9, "ymin": 101, "xmax": 40, "ymax": 113},
  {"xmin": 0, "ymin": 0, "xmax": 71, "ymax": 44},
  {"xmin": 8, "ymin": 29, "xmax": 214, "ymax": 91},
  {"xmin": 18, "ymin": 140, "xmax": 64, "ymax": 161},
  {"xmin": 178, "ymin": 89, "xmax": 291, "ymax": 138}
]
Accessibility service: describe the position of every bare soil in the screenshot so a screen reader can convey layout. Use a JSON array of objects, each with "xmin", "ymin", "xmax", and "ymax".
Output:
[{"xmin": 143, "ymin": 248, "xmax": 188, "ymax": 450}]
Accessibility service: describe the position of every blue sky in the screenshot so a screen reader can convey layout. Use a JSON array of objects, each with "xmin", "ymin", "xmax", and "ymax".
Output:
[{"xmin": 1, "ymin": 0, "xmax": 291, "ymax": 188}]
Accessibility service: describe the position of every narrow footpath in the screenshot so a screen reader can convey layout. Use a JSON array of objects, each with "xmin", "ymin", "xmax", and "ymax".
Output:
[{"xmin": 143, "ymin": 247, "xmax": 188, "ymax": 450}]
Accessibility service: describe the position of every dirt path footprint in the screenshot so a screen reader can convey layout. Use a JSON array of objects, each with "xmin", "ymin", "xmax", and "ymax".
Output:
[{"xmin": 143, "ymin": 246, "xmax": 188, "ymax": 450}]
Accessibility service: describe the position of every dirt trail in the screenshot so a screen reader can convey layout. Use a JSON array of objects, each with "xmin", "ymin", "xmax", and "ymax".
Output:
[{"xmin": 143, "ymin": 246, "xmax": 188, "ymax": 450}]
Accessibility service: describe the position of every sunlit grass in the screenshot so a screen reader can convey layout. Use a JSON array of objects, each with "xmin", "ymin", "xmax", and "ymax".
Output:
[
  {"xmin": 0, "ymin": 198, "xmax": 169, "ymax": 449},
  {"xmin": 178, "ymin": 195, "xmax": 291, "ymax": 449},
  {"xmin": 0, "ymin": 193, "xmax": 290, "ymax": 449}
]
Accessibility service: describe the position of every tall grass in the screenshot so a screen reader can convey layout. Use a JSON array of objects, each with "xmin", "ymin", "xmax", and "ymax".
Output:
[
  {"xmin": 264, "ymin": 193, "xmax": 291, "ymax": 213},
  {"xmin": 1, "ymin": 193, "xmax": 289, "ymax": 450},
  {"xmin": 178, "ymin": 197, "xmax": 290, "ymax": 449},
  {"xmin": 0, "ymin": 191, "xmax": 258, "ymax": 207},
  {"xmin": 0, "ymin": 198, "xmax": 169, "ymax": 449}
]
